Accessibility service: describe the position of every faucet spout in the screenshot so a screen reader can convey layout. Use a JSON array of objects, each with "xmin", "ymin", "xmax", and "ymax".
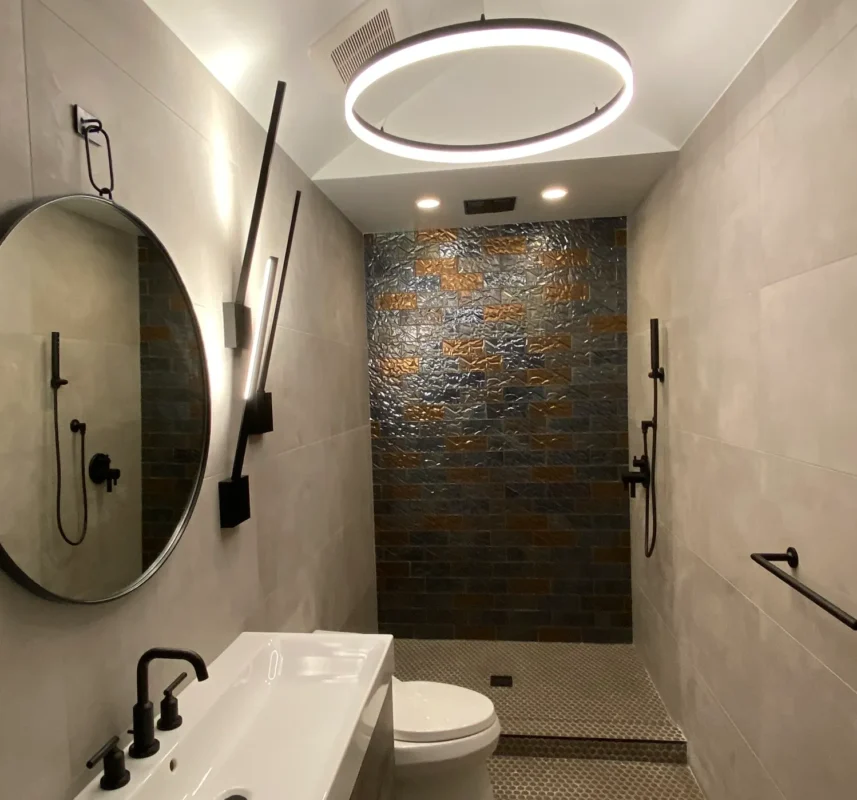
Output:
[
  {"xmin": 136, "ymin": 647, "xmax": 208, "ymax": 704},
  {"xmin": 130, "ymin": 648, "xmax": 209, "ymax": 759}
]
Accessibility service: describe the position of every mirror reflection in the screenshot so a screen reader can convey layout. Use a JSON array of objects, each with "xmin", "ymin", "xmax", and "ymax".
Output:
[{"xmin": 0, "ymin": 196, "xmax": 208, "ymax": 602}]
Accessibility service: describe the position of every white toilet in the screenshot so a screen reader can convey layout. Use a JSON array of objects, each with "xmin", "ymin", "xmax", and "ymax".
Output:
[{"xmin": 392, "ymin": 676, "xmax": 501, "ymax": 800}]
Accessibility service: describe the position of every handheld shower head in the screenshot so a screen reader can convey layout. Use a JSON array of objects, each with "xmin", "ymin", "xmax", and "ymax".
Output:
[
  {"xmin": 50, "ymin": 331, "xmax": 68, "ymax": 390},
  {"xmin": 649, "ymin": 319, "xmax": 664, "ymax": 382}
]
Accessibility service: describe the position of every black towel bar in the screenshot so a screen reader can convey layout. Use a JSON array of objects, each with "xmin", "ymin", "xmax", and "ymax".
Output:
[{"xmin": 751, "ymin": 548, "xmax": 857, "ymax": 630}]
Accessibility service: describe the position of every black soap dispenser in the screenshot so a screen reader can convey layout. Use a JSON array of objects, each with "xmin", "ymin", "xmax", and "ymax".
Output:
[{"xmin": 157, "ymin": 672, "xmax": 187, "ymax": 731}]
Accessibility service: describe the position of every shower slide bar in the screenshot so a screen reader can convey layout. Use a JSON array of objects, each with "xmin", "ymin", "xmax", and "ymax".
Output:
[{"xmin": 751, "ymin": 549, "xmax": 857, "ymax": 630}]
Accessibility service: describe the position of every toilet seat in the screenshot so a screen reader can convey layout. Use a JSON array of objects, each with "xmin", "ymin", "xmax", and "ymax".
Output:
[{"xmin": 393, "ymin": 679, "xmax": 497, "ymax": 743}]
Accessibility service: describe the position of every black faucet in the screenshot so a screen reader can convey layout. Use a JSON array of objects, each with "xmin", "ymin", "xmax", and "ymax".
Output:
[
  {"xmin": 622, "ymin": 454, "xmax": 651, "ymax": 498},
  {"xmin": 129, "ymin": 648, "xmax": 209, "ymax": 759}
]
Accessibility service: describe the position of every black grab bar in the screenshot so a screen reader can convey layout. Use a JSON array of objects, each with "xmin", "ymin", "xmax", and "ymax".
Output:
[{"xmin": 751, "ymin": 548, "xmax": 857, "ymax": 630}]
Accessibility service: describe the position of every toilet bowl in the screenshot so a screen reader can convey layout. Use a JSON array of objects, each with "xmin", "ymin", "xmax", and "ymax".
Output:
[{"xmin": 392, "ymin": 677, "xmax": 501, "ymax": 800}]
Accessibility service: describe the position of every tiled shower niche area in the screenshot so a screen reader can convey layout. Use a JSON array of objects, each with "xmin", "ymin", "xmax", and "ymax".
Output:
[{"xmin": 365, "ymin": 219, "xmax": 631, "ymax": 642}]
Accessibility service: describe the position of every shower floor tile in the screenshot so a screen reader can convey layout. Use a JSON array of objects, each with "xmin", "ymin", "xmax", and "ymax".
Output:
[
  {"xmin": 394, "ymin": 639, "xmax": 684, "ymax": 743},
  {"xmin": 489, "ymin": 756, "xmax": 705, "ymax": 800}
]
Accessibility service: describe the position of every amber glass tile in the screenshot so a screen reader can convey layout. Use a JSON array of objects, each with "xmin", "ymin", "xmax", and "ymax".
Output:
[
  {"xmin": 506, "ymin": 514, "xmax": 548, "ymax": 530},
  {"xmin": 447, "ymin": 467, "xmax": 491, "ymax": 483},
  {"xmin": 527, "ymin": 334, "xmax": 572, "ymax": 354},
  {"xmin": 532, "ymin": 434, "xmax": 576, "ymax": 450},
  {"xmin": 591, "ymin": 482, "xmax": 626, "ymax": 499},
  {"xmin": 404, "ymin": 403, "xmax": 445, "ymax": 421},
  {"xmin": 594, "ymin": 547, "xmax": 631, "ymax": 563},
  {"xmin": 379, "ymin": 452, "xmax": 422, "ymax": 468},
  {"xmin": 442, "ymin": 339, "xmax": 484, "ymax": 357},
  {"xmin": 544, "ymin": 283, "xmax": 590, "ymax": 303},
  {"xmin": 484, "ymin": 303, "xmax": 525, "ymax": 321},
  {"xmin": 527, "ymin": 368, "xmax": 572, "ymax": 385},
  {"xmin": 441, "ymin": 272, "xmax": 484, "ymax": 291},
  {"xmin": 460, "ymin": 354, "xmax": 504, "ymax": 372},
  {"xmin": 380, "ymin": 357, "xmax": 420, "ymax": 375},
  {"xmin": 416, "ymin": 229, "xmax": 458, "ymax": 243},
  {"xmin": 415, "ymin": 257, "xmax": 458, "ymax": 276},
  {"xmin": 532, "ymin": 466, "xmax": 578, "ymax": 482},
  {"xmin": 590, "ymin": 314, "xmax": 627, "ymax": 333},
  {"xmin": 484, "ymin": 236, "xmax": 527, "ymax": 255},
  {"xmin": 375, "ymin": 292, "xmax": 418, "ymax": 310},
  {"xmin": 540, "ymin": 249, "xmax": 590, "ymax": 268}
]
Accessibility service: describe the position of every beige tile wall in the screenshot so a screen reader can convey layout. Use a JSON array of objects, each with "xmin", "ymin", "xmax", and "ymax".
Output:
[
  {"xmin": 628, "ymin": 1, "xmax": 857, "ymax": 798},
  {"xmin": 0, "ymin": 0, "xmax": 375, "ymax": 797}
]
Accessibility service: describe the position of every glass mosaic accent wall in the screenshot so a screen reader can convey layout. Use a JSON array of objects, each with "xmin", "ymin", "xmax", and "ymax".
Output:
[{"xmin": 365, "ymin": 219, "xmax": 630, "ymax": 642}]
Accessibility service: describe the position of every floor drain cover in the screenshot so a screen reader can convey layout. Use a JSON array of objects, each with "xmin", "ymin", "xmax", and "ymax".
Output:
[{"xmin": 490, "ymin": 675, "xmax": 513, "ymax": 687}]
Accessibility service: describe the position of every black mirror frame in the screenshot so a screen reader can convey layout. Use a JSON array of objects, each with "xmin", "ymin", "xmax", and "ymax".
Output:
[{"xmin": 0, "ymin": 194, "xmax": 211, "ymax": 604}]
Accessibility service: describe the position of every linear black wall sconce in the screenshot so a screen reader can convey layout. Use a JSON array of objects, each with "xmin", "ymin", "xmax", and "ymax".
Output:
[
  {"xmin": 218, "ymin": 190, "xmax": 302, "ymax": 529},
  {"xmin": 223, "ymin": 80, "xmax": 286, "ymax": 349},
  {"xmin": 751, "ymin": 549, "xmax": 857, "ymax": 630}
]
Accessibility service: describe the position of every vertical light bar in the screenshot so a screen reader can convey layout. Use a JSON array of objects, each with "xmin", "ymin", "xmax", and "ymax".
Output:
[{"xmin": 243, "ymin": 256, "xmax": 278, "ymax": 400}]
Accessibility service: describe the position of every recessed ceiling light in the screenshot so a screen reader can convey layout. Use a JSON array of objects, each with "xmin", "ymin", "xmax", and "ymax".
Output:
[
  {"xmin": 345, "ymin": 19, "xmax": 633, "ymax": 164},
  {"xmin": 542, "ymin": 186, "xmax": 569, "ymax": 201},
  {"xmin": 416, "ymin": 197, "xmax": 441, "ymax": 210}
]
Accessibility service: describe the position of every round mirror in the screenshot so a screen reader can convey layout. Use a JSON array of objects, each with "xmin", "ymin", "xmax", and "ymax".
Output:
[{"xmin": 0, "ymin": 195, "xmax": 209, "ymax": 603}]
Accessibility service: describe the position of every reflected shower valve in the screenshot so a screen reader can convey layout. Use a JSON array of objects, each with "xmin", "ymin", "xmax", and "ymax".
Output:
[{"xmin": 89, "ymin": 452, "xmax": 121, "ymax": 493}]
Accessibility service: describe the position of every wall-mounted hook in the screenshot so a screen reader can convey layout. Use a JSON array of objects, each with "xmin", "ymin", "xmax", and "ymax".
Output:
[{"xmin": 73, "ymin": 104, "xmax": 115, "ymax": 200}]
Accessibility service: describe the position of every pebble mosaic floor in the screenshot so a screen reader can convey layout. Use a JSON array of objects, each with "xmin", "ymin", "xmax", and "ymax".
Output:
[
  {"xmin": 394, "ymin": 639, "xmax": 684, "ymax": 742},
  {"xmin": 488, "ymin": 757, "xmax": 705, "ymax": 800}
]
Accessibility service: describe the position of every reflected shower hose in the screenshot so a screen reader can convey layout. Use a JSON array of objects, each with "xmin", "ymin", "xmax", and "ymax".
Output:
[{"xmin": 52, "ymin": 387, "xmax": 88, "ymax": 546}]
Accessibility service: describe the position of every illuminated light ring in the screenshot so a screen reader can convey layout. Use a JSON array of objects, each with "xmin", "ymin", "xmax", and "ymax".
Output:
[{"xmin": 345, "ymin": 18, "xmax": 634, "ymax": 164}]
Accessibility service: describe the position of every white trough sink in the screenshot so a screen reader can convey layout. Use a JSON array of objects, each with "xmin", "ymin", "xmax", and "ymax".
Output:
[{"xmin": 75, "ymin": 632, "xmax": 394, "ymax": 800}]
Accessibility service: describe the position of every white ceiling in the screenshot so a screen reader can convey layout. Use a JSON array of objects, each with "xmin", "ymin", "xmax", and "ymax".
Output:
[{"xmin": 143, "ymin": 0, "xmax": 796, "ymax": 232}]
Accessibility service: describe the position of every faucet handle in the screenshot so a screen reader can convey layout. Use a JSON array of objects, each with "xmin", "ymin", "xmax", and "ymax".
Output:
[
  {"xmin": 86, "ymin": 736, "xmax": 131, "ymax": 791},
  {"xmin": 157, "ymin": 672, "xmax": 188, "ymax": 731}
]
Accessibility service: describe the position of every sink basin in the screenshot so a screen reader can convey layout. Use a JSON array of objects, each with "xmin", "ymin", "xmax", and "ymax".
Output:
[{"xmin": 75, "ymin": 632, "xmax": 394, "ymax": 800}]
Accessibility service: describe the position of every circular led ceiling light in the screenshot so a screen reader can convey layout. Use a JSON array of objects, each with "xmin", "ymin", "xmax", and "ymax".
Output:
[
  {"xmin": 416, "ymin": 196, "xmax": 441, "ymax": 210},
  {"xmin": 345, "ymin": 18, "xmax": 634, "ymax": 165}
]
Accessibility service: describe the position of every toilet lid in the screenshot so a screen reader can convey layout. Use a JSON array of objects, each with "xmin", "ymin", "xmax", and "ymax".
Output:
[{"xmin": 392, "ymin": 680, "xmax": 497, "ymax": 743}]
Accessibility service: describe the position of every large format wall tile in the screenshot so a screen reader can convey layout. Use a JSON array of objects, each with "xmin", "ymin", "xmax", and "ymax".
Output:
[
  {"xmin": 629, "ymin": 1, "xmax": 857, "ymax": 797},
  {"xmin": 759, "ymin": 27, "xmax": 857, "ymax": 285},
  {"xmin": 760, "ymin": 254, "xmax": 857, "ymax": 475},
  {"xmin": 0, "ymin": 1, "xmax": 372, "ymax": 797},
  {"xmin": 0, "ymin": 0, "xmax": 31, "ymax": 210}
]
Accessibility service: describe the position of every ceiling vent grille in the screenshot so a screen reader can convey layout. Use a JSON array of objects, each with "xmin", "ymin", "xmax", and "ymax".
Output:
[
  {"xmin": 330, "ymin": 9, "xmax": 396, "ymax": 84},
  {"xmin": 464, "ymin": 197, "xmax": 518, "ymax": 215}
]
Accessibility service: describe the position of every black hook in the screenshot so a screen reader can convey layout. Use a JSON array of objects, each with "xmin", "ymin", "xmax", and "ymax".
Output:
[{"xmin": 80, "ymin": 117, "xmax": 115, "ymax": 201}]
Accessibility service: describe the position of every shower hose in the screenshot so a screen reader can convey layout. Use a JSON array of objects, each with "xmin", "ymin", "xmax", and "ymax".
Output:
[
  {"xmin": 52, "ymin": 388, "xmax": 88, "ymax": 546},
  {"xmin": 641, "ymin": 370, "xmax": 660, "ymax": 559}
]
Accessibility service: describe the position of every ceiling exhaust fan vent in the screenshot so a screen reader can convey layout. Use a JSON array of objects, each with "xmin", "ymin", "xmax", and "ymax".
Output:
[
  {"xmin": 330, "ymin": 9, "xmax": 396, "ymax": 84},
  {"xmin": 464, "ymin": 197, "xmax": 518, "ymax": 215}
]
